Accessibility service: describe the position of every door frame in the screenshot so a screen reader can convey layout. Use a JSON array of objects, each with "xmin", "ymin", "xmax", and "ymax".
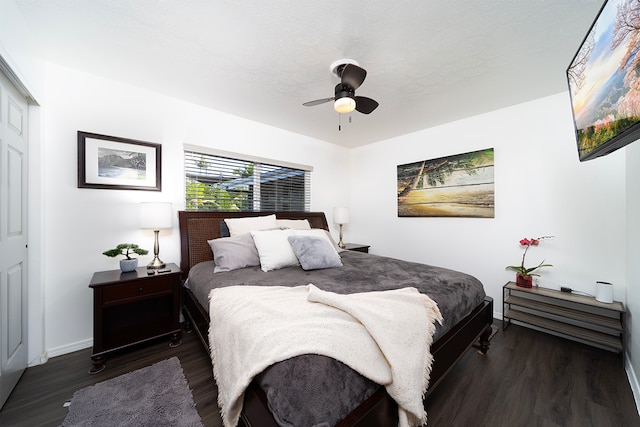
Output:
[{"xmin": 0, "ymin": 53, "xmax": 45, "ymax": 370}]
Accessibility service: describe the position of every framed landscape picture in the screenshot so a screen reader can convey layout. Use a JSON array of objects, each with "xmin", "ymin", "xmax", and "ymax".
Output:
[
  {"xmin": 397, "ymin": 148, "xmax": 494, "ymax": 218},
  {"xmin": 78, "ymin": 131, "xmax": 161, "ymax": 191}
]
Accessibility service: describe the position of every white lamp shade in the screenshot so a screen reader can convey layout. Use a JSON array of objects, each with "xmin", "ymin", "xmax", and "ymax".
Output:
[
  {"xmin": 139, "ymin": 202, "xmax": 173, "ymax": 229},
  {"xmin": 333, "ymin": 207, "xmax": 349, "ymax": 224},
  {"xmin": 334, "ymin": 97, "xmax": 356, "ymax": 114}
]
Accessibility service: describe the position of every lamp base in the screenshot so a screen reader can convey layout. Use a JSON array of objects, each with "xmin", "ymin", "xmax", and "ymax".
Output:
[
  {"xmin": 147, "ymin": 257, "xmax": 166, "ymax": 269},
  {"xmin": 147, "ymin": 229, "xmax": 165, "ymax": 269}
]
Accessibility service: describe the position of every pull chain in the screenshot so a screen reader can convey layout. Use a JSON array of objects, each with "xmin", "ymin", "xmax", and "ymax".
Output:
[{"xmin": 338, "ymin": 113, "xmax": 353, "ymax": 131}]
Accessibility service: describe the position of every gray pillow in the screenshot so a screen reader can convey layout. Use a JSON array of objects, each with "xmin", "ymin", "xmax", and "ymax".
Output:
[
  {"xmin": 287, "ymin": 235, "xmax": 343, "ymax": 271},
  {"xmin": 208, "ymin": 233, "xmax": 260, "ymax": 273},
  {"xmin": 220, "ymin": 220, "xmax": 230, "ymax": 237}
]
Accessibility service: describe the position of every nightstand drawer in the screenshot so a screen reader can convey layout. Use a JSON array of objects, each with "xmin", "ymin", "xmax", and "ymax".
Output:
[{"xmin": 102, "ymin": 276, "xmax": 174, "ymax": 304}]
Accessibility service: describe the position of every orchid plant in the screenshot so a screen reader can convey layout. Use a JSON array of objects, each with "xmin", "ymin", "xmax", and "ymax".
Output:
[{"xmin": 506, "ymin": 236, "xmax": 553, "ymax": 278}]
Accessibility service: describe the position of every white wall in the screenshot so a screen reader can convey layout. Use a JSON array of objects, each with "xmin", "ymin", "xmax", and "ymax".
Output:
[
  {"xmin": 626, "ymin": 142, "xmax": 640, "ymax": 407},
  {"xmin": 0, "ymin": 0, "xmax": 43, "ymax": 99},
  {"xmin": 348, "ymin": 93, "xmax": 627, "ymax": 318},
  {"xmin": 38, "ymin": 63, "xmax": 350, "ymax": 358}
]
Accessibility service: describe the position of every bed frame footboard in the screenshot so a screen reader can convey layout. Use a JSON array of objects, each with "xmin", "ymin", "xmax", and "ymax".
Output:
[
  {"xmin": 427, "ymin": 296, "xmax": 493, "ymax": 396},
  {"xmin": 182, "ymin": 288, "xmax": 493, "ymax": 426}
]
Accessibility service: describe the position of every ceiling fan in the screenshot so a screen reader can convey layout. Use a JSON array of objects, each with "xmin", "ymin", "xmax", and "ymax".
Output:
[{"xmin": 303, "ymin": 59, "xmax": 379, "ymax": 115}]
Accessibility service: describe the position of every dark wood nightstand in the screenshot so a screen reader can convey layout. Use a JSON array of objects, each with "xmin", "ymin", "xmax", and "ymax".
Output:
[
  {"xmin": 343, "ymin": 243, "xmax": 370, "ymax": 253},
  {"xmin": 88, "ymin": 263, "xmax": 182, "ymax": 373}
]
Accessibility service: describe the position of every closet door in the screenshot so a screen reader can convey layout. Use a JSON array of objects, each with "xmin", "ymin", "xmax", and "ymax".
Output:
[{"xmin": 0, "ymin": 67, "xmax": 28, "ymax": 409}]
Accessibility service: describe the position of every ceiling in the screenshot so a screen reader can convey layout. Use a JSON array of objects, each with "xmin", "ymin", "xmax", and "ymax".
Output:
[{"xmin": 15, "ymin": 0, "xmax": 604, "ymax": 148}]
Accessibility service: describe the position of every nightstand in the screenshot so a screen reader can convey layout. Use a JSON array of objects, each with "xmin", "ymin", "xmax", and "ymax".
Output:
[
  {"xmin": 88, "ymin": 263, "xmax": 182, "ymax": 373},
  {"xmin": 343, "ymin": 243, "xmax": 370, "ymax": 253}
]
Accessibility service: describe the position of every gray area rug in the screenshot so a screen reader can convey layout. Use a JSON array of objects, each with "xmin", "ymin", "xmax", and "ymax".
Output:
[{"xmin": 61, "ymin": 357, "xmax": 204, "ymax": 427}]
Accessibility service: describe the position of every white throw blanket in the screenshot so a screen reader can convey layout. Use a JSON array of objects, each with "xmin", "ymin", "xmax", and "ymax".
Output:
[{"xmin": 208, "ymin": 284, "xmax": 443, "ymax": 427}]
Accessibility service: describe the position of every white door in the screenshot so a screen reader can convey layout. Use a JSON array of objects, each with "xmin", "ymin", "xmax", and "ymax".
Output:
[{"xmin": 0, "ymin": 68, "xmax": 28, "ymax": 409}]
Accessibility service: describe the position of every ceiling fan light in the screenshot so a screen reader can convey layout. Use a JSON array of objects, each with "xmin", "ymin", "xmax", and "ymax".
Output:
[{"xmin": 334, "ymin": 97, "xmax": 356, "ymax": 114}]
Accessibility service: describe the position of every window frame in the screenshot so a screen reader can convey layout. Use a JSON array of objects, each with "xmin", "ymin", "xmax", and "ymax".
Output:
[{"xmin": 184, "ymin": 144, "xmax": 312, "ymax": 212}]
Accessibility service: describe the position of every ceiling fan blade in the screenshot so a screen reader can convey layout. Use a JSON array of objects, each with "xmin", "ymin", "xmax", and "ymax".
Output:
[
  {"xmin": 354, "ymin": 96, "xmax": 379, "ymax": 114},
  {"xmin": 303, "ymin": 97, "xmax": 334, "ymax": 107},
  {"xmin": 341, "ymin": 64, "xmax": 367, "ymax": 90}
]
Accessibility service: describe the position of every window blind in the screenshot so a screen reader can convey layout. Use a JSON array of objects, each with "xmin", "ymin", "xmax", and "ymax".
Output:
[{"xmin": 185, "ymin": 149, "xmax": 311, "ymax": 212}]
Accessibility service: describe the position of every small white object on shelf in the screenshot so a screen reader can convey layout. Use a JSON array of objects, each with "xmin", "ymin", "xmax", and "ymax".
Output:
[{"xmin": 595, "ymin": 281, "xmax": 614, "ymax": 303}]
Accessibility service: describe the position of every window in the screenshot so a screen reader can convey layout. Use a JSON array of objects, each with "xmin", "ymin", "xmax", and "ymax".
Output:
[{"xmin": 184, "ymin": 146, "xmax": 311, "ymax": 212}]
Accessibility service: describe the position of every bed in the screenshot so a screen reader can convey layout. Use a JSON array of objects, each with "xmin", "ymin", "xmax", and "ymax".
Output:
[{"xmin": 179, "ymin": 210, "xmax": 493, "ymax": 427}]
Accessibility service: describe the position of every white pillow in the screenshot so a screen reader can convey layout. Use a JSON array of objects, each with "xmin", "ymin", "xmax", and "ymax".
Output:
[
  {"xmin": 251, "ymin": 229, "xmax": 299, "ymax": 272},
  {"xmin": 225, "ymin": 214, "xmax": 277, "ymax": 237},
  {"xmin": 293, "ymin": 229, "xmax": 341, "ymax": 255},
  {"xmin": 275, "ymin": 219, "xmax": 311, "ymax": 230}
]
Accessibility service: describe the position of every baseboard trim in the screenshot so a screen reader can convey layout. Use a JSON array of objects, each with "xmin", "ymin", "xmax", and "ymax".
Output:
[
  {"xmin": 626, "ymin": 352, "xmax": 640, "ymax": 416},
  {"xmin": 46, "ymin": 339, "xmax": 92, "ymax": 359},
  {"xmin": 28, "ymin": 351, "xmax": 49, "ymax": 367}
]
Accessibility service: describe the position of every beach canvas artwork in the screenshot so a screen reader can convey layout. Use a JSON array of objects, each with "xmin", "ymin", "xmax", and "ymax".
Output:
[{"xmin": 397, "ymin": 148, "xmax": 494, "ymax": 218}]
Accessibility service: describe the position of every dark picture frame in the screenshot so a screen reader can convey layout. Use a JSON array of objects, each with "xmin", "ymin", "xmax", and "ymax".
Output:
[{"xmin": 78, "ymin": 131, "xmax": 162, "ymax": 191}]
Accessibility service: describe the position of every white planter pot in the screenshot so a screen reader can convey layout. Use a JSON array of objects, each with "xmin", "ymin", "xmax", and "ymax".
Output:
[{"xmin": 119, "ymin": 258, "xmax": 138, "ymax": 272}]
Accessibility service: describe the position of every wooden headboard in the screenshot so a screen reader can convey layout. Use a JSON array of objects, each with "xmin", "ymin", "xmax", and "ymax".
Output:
[{"xmin": 178, "ymin": 211, "xmax": 330, "ymax": 276}]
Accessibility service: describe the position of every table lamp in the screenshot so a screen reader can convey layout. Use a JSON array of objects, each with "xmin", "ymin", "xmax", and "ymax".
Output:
[
  {"xmin": 139, "ymin": 202, "xmax": 173, "ymax": 269},
  {"xmin": 333, "ymin": 207, "xmax": 349, "ymax": 249}
]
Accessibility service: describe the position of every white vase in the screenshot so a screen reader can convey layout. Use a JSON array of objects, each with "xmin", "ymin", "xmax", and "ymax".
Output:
[{"xmin": 119, "ymin": 258, "xmax": 138, "ymax": 272}]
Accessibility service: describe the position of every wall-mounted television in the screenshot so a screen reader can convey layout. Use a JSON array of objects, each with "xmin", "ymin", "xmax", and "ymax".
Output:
[{"xmin": 567, "ymin": 0, "xmax": 640, "ymax": 161}]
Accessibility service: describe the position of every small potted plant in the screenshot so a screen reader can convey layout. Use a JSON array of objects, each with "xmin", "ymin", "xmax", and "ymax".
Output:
[
  {"xmin": 506, "ymin": 236, "xmax": 553, "ymax": 288},
  {"xmin": 103, "ymin": 243, "xmax": 149, "ymax": 272}
]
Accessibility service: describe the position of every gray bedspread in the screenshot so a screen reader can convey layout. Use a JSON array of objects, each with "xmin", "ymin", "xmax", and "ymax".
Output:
[{"xmin": 187, "ymin": 250, "xmax": 485, "ymax": 427}]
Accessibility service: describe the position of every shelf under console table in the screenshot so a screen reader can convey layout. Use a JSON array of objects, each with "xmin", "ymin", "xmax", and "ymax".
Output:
[{"xmin": 502, "ymin": 282, "xmax": 624, "ymax": 354}]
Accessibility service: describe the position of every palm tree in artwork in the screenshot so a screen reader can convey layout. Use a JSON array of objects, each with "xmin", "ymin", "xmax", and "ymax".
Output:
[{"xmin": 398, "ymin": 151, "xmax": 485, "ymax": 197}]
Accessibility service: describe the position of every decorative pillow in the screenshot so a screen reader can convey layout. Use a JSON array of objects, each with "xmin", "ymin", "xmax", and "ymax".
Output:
[
  {"xmin": 225, "ymin": 214, "xmax": 278, "ymax": 237},
  {"xmin": 324, "ymin": 230, "xmax": 346, "ymax": 253},
  {"xmin": 288, "ymin": 235, "xmax": 343, "ymax": 270},
  {"xmin": 275, "ymin": 219, "xmax": 311, "ymax": 230},
  {"xmin": 219, "ymin": 220, "xmax": 230, "ymax": 238},
  {"xmin": 251, "ymin": 229, "xmax": 299, "ymax": 272},
  {"xmin": 208, "ymin": 233, "xmax": 260, "ymax": 273},
  {"xmin": 293, "ymin": 229, "xmax": 342, "ymax": 254}
]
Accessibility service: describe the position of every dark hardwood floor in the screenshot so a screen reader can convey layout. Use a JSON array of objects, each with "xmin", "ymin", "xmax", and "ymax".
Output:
[
  {"xmin": 1, "ymin": 323, "xmax": 638, "ymax": 427},
  {"xmin": 0, "ymin": 328, "xmax": 222, "ymax": 427},
  {"xmin": 426, "ymin": 325, "xmax": 639, "ymax": 427}
]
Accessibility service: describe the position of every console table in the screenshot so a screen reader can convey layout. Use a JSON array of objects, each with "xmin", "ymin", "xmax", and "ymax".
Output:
[{"xmin": 502, "ymin": 282, "xmax": 624, "ymax": 354}]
